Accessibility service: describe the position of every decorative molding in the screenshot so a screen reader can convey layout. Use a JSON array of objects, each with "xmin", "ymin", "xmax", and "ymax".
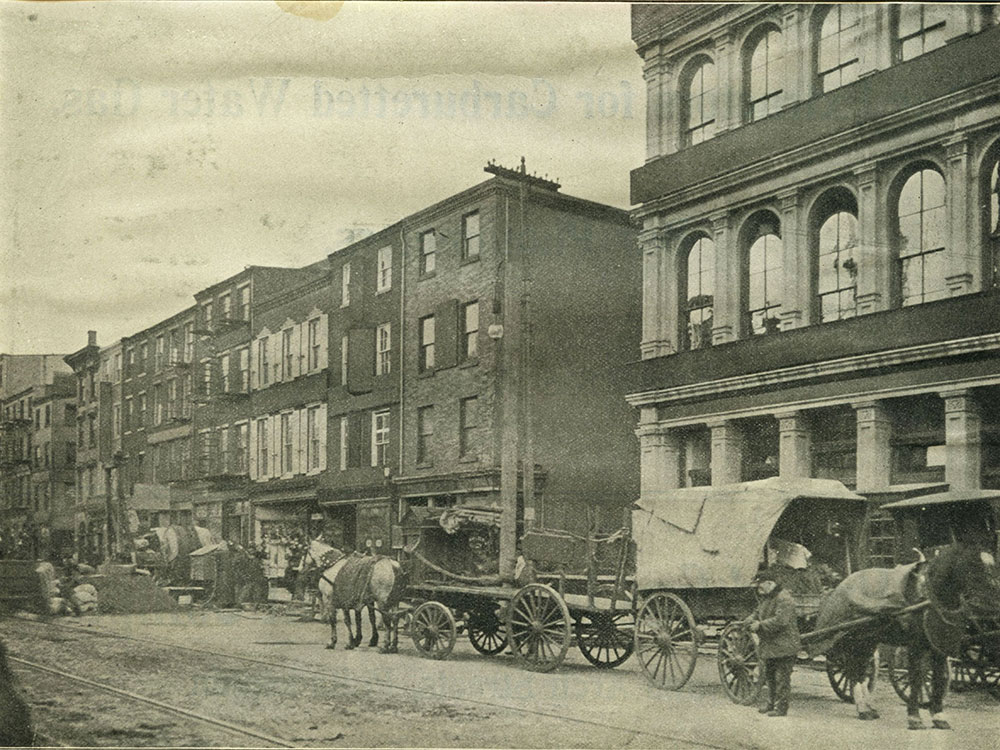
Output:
[{"xmin": 626, "ymin": 332, "xmax": 1000, "ymax": 408}]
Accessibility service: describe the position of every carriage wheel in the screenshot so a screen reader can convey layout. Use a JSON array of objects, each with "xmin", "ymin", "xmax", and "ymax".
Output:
[
  {"xmin": 507, "ymin": 584, "xmax": 572, "ymax": 673},
  {"xmin": 825, "ymin": 648, "xmax": 877, "ymax": 703},
  {"xmin": 575, "ymin": 608, "xmax": 635, "ymax": 669},
  {"xmin": 467, "ymin": 607, "xmax": 507, "ymax": 656},
  {"xmin": 718, "ymin": 623, "xmax": 761, "ymax": 705},
  {"xmin": 410, "ymin": 601, "xmax": 457, "ymax": 660},
  {"xmin": 885, "ymin": 645, "xmax": 933, "ymax": 707},
  {"xmin": 634, "ymin": 592, "xmax": 698, "ymax": 690},
  {"xmin": 949, "ymin": 642, "xmax": 982, "ymax": 692}
]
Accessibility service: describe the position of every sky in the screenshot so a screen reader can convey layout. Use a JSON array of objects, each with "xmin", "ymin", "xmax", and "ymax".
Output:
[{"xmin": 0, "ymin": 0, "xmax": 644, "ymax": 355}]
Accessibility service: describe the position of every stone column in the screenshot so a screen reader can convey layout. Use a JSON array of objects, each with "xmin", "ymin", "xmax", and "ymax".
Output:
[
  {"xmin": 713, "ymin": 31, "xmax": 735, "ymax": 134},
  {"xmin": 780, "ymin": 5, "xmax": 804, "ymax": 108},
  {"xmin": 710, "ymin": 211, "xmax": 738, "ymax": 344},
  {"xmin": 854, "ymin": 401, "xmax": 892, "ymax": 491},
  {"xmin": 945, "ymin": 134, "xmax": 976, "ymax": 295},
  {"xmin": 637, "ymin": 410, "xmax": 682, "ymax": 495},
  {"xmin": 943, "ymin": 5, "xmax": 974, "ymax": 42},
  {"xmin": 778, "ymin": 188, "xmax": 807, "ymax": 329},
  {"xmin": 640, "ymin": 224, "xmax": 674, "ymax": 359},
  {"xmin": 853, "ymin": 162, "xmax": 889, "ymax": 314},
  {"xmin": 644, "ymin": 48, "xmax": 676, "ymax": 160},
  {"xmin": 857, "ymin": 4, "xmax": 887, "ymax": 77},
  {"xmin": 941, "ymin": 389, "xmax": 981, "ymax": 490},
  {"xmin": 709, "ymin": 419, "xmax": 743, "ymax": 486},
  {"xmin": 777, "ymin": 411, "xmax": 812, "ymax": 478}
]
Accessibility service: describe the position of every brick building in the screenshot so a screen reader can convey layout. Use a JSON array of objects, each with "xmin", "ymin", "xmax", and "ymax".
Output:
[{"xmin": 628, "ymin": 4, "xmax": 1000, "ymax": 565}]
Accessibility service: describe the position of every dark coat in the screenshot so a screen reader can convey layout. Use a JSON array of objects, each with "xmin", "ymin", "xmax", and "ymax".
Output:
[{"xmin": 753, "ymin": 586, "xmax": 802, "ymax": 659}]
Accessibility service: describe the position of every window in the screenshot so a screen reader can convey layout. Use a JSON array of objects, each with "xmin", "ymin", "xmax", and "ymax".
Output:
[
  {"xmin": 985, "ymin": 150, "xmax": 1000, "ymax": 289},
  {"xmin": 114, "ymin": 352, "xmax": 122, "ymax": 381},
  {"xmin": 238, "ymin": 347, "xmax": 250, "ymax": 392},
  {"xmin": 420, "ymin": 230, "xmax": 436, "ymax": 275},
  {"xmin": 308, "ymin": 319, "xmax": 321, "ymax": 371},
  {"xmin": 684, "ymin": 236, "xmax": 715, "ymax": 350},
  {"xmin": 88, "ymin": 413, "xmax": 96, "ymax": 447},
  {"xmin": 377, "ymin": 246, "xmax": 392, "ymax": 292},
  {"xmin": 235, "ymin": 423, "xmax": 248, "ymax": 474},
  {"xmin": 816, "ymin": 205, "xmax": 859, "ymax": 322},
  {"xmin": 417, "ymin": 405, "xmax": 434, "ymax": 465},
  {"xmin": 459, "ymin": 396, "xmax": 479, "ymax": 459},
  {"xmin": 138, "ymin": 392, "xmax": 147, "ymax": 427},
  {"xmin": 282, "ymin": 329, "xmax": 294, "ymax": 380},
  {"xmin": 897, "ymin": 167, "xmax": 946, "ymax": 306},
  {"xmin": 341, "ymin": 334, "xmax": 349, "ymax": 386},
  {"xmin": 237, "ymin": 285, "xmax": 250, "ymax": 321},
  {"xmin": 462, "ymin": 301, "xmax": 479, "ymax": 359},
  {"xmin": 341, "ymin": 261, "xmax": 351, "ymax": 307},
  {"xmin": 219, "ymin": 426, "xmax": 231, "ymax": 474},
  {"xmin": 307, "ymin": 406, "xmax": 321, "ymax": 471},
  {"xmin": 462, "ymin": 212, "xmax": 481, "ymax": 259},
  {"xmin": 138, "ymin": 342, "xmax": 148, "ymax": 373},
  {"xmin": 372, "ymin": 409, "xmax": 389, "ymax": 468},
  {"xmin": 220, "ymin": 352, "xmax": 230, "ymax": 393},
  {"xmin": 124, "ymin": 398, "xmax": 133, "ymax": 432},
  {"xmin": 219, "ymin": 293, "xmax": 232, "ymax": 321},
  {"xmin": 258, "ymin": 337, "xmax": 270, "ymax": 386},
  {"xmin": 202, "ymin": 302, "xmax": 213, "ymax": 331},
  {"xmin": 817, "ymin": 4, "xmax": 859, "ymax": 92},
  {"xmin": 125, "ymin": 347, "xmax": 135, "ymax": 377},
  {"xmin": 683, "ymin": 57, "xmax": 716, "ymax": 146},
  {"xmin": 281, "ymin": 413, "xmax": 293, "ymax": 474},
  {"xmin": 153, "ymin": 383, "xmax": 163, "ymax": 425},
  {"xmin": 376, "ymin": 323, "xmax": 391, "ymax": 375},
  {"xmin": 183, "ymin": 322, "xmax": 194, "ymax": 362},
  {"xmin": 34, "ymin": 408, "xmax": 40, "ymax": 428},
  {"xmin": 745, "ymin": 214, "xmax": 783, "ymax": 335},
  {"xmin": 419, "ymin": 315, "xmax": 436, "ymax": 371},
  {"xmin": 257, "ymin": 419, "xmax": 269, "ymax": 476},
  {"xmin": 166, "ymin": 379, "xmax": 176, "ymax": 420},
  {"xmin": 339, "ymin": 416, "xmax": 348, "ymax": 470},
  {"xmin": 745, "ymin": 27, "xmax": 783, "ymax": 122},
  {"xmin": 155, "ymin": 335, "xmax": 165, "ymax": 371},
  {"xmin": 896, "ymin": 5, "xmax": 946, "ymax": 62}
]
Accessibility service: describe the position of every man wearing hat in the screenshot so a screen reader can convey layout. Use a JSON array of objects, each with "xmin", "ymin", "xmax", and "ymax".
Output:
[{"xmin": 747, "ymin": 569, "xmax": 801, "ymax": 716}]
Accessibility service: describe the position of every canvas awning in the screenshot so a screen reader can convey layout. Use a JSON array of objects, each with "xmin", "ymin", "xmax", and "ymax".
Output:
[
  {"xmin": 633, "ymin": 477, "xmax": 865, "ymax": 591},
  {"xmin": 881, "ymin": 489, "xmax": 1000, "ymax": 509}
]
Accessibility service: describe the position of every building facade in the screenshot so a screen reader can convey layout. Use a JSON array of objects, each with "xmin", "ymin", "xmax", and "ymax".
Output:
[{"xmin": 629, "ymin": 4, "xmax": 1000, "ymax": 565}]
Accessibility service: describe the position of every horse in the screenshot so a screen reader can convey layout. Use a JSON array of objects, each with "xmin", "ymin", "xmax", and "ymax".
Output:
[
  {"xmin": 813, "ymin": 543, "xmax": 1000, "ymax": 730},
  {"xmin": 302, "ymin": 539, "xmax": 407, "ymax": 653}
]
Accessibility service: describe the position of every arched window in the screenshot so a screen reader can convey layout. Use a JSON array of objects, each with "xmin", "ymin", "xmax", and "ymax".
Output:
[
  {"xmin": 985, "ymin": 151, "xmax": 1000, "ymax": 288},
  {"xmin": 895, "ymin": 5, "xmax": 947, "ymax": 62},
  {"xmin": 815, "ymin": 199, "xmax": 859, "ymax": 322},
  {"xmin": 744, "ymin": 214, "xmax": 783, "ymax": 335},
  {"xmin": 683, "ymin": 57, "xmax": 716, "ymax": 146},
  {"xmin": 817, "ymin": 5, "xmax": 859, "ymax": 92},
  {"xmin": 896, "ymin": 167, "xmax": 946, "ymax": 306},
  {"xmin": 745, "ymin": 27, "xmax": 783, "ymax": 122},
  {"xmin": 683, "ymin": 235, "xmax": 715, "ymax": 350}
]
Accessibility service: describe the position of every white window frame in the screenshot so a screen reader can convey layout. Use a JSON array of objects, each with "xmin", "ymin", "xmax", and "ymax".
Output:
[
  {"xmin": 371, "ymin": 409, "xmax": 390, "ymax": 468},
  {"xmin": 339, "ymin": 415, "xmax": 348, "ymax": 471},
  {"xmin": 376, "ymin": 246, "xmax": 392, "ymax": 293},
  {"xmin": 307, "ymin": 405, "xmax": 321, "ymax": 471},
  {"xmin": 341, "ymin": 334, "xmax": 348, "ymax": 386},
  {"xmin": 308, "ymin": 318, "xmax": 321, "ymax": 371},
  {"xmin": 282, "ymin": 328, "xmax": 294, "ymax": 381},
  {"xmin": 341, "ymin": 261, "xmax": 351, "ymax": 307},
  {"xmin": 463, "ymin": 302, "xmax": 479, "ymax": 360},
  {"xmin": 420, "ymin": 230, "xmax": 436, "ymax": 275},
  {"xmin": 376, "ymin": 323, "xmax": 391, "ymax": 376},
  {"xmin": 220, "ymin": 352, "xmax": 230, "ymax": 393},
  {"xmin": 237, "ymin": 284, "xmax": 251, "ymax": 321},
  {"xmin": 258, "ymin": 337, "xmax": 270, "ymax": 386}
]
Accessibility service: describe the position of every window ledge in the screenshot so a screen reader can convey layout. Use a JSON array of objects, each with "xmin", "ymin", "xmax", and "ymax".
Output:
[
  {"xmin": 458, "ymin": 455, "xmax": 479, "ymax": 464},
  {"xmin": 416, "ymin": 462, "xmax": 434, "ymax": 470},
  {"xmin": 419, "ymin": 271, "xmax": 437, "ymax": 281},
  {"xmin": 458, "ymin": 358, "xmax": 480, "ymax": 369},
  {"xmin": 459, "ymin": 255, "xmax": 481, "ymax": 267},
  {"xmin": 418, "ymin": 370, "xmax": 435, "ymax": 379}
]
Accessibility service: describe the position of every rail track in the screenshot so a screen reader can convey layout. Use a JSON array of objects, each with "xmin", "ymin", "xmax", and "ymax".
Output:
[
  {"xmin": 10, "ymin": 652, "xmax": 296, "ymax": 748},
  {"xmin": 5, "ymin": 614, "xmax": 734, "ymax": 750}
]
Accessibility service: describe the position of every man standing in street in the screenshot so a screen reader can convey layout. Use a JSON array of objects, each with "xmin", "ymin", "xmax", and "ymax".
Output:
[{"xmin": 748, "ymin": 570, "xmax": 801, "ymax": 717}]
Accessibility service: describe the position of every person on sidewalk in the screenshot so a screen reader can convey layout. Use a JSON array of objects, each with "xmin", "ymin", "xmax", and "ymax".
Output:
[{"xmin": 747, "ymin": 569, "xmax": 801, "ymax": 717}]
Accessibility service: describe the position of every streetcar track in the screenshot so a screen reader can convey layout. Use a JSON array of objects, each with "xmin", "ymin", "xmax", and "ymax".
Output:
[
  {"xmin": 11, "ymin": 654, "xmax": 297, "ymax": 748},
  {"xmin": 6, "ymin": 614, "xmax": 737, "ymax": 750}
]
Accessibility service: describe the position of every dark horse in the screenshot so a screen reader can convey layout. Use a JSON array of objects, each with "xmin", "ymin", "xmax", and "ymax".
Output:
[
  {"xmin": 817, "ymin": 543, "xmax": 1000, "ymax": 730},
  {"xmin": 302, "ymin": 539, "xmax": 406, "ymax": 653}
]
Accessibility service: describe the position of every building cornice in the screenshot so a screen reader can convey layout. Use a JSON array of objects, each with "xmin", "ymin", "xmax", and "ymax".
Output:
[{"xmin": 626, "ymin": 332, "xmax": 1000, "ymax": 408}]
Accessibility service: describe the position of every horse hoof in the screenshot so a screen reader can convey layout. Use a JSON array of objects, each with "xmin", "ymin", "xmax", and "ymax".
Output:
[
  {"xmin": 345, "ymin": 643, "xmax": 356, "ymax": 651},
  {"xmin": 857, "ymin": 711, "xmax": 878, "ymax": 721},
  {"xmin": 931, "ymin": 720, "xmax": 951, "ymax": 731},
  {"xmin": 907, "ymin": 719, "xmax": 926, "ymax": 731},
  {"xmin": 325, "ymin": 644, "xmax": 336, "ymax": 650}
]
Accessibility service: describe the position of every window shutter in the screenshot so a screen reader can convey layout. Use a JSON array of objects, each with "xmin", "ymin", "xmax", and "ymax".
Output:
[
  {"xmin": 435, "ymin": 299, "xmax": 459, "ymax": 370},
  {"xmin": 319, "ymin": 315, "xmax": 329, "ymax": 371},
  {"xmin": 348, "ymin": 411, "xmax": 363, "ymax": 468},
  {"xmin": 270, "ymin": 335, "xmax": 281, "ymax": 386},
  {"xmin": 249, "ymin": 336, "xmax": 259, "ymax": 390},
  {"xmin": 347, "ymin": 328, "xmax": 374, "ymax": 394},
  {"xmin": 318, "ymin": 404, "xmax": 328, "ymax": 471},
  {"xmin": 290, "ymin": 410, "xmax": 301, "ymax": 476},
  {"xmin": 363, "ymin": 410, "xmax": 373, "ymax": 467},
  {"xmin": 294, "ymin": 323, "xmax": 303, "ymax": 379},
  {"xmin": 269, "ymin": 415, "xmax": 279, "ymax": 479}
]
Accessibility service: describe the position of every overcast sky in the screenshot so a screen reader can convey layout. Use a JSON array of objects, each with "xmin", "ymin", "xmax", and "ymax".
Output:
[{"xmin": 0, "ymin": 0, "xmax": 643, "ymax": 355}]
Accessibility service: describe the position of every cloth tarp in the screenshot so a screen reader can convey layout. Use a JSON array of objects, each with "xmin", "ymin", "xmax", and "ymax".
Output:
[
  {"xmin": 330, "ymin": 554, "xmax": 376, "ymax": 610},
  {"xmin": 633, "ymin": 477, "xmax": 864, "ymax": 591},
  {"xmin": 807, "ymin": 563, "xmax": 918, "ymax": 655}
]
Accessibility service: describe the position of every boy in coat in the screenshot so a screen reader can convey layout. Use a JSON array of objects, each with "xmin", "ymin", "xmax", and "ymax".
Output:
[{"xmin": 748, "ymin": 570, "xmax": 801, "ymax": 717}]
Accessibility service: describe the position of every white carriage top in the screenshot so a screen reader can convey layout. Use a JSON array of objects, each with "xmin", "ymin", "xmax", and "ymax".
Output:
[{"xmin": 632, "ymin": 477, "xmax": 866, "ymax": 591}]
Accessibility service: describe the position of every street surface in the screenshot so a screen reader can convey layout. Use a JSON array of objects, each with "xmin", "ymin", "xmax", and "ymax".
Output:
[{"xmin": 4, "ymin": 610, "xmax": 997, "ymax": 748}]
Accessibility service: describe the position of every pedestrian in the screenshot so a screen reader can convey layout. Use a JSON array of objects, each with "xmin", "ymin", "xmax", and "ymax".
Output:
[{"xmin": 747, "ymin": 569, "xmax": 801, "ymax": 717}]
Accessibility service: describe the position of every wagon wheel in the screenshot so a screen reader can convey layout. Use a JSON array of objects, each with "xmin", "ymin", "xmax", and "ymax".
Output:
[
  {"xmin": 634, "ymin": 592, "xmax": 698, "ymax": 690},
  {"xmin": 507, "ymin": 584, "xmax": 572, "ymax": 673},
  {"xmin": 884, "ymin": 645, "xmax": 933, "ymax": 707},
  {"xmin": 718, "ymin": 623, "xmax": 761, "ymax": 705},
  {"xmin": 410, "ymin": 601, "xmax": 457, "ymax": 660},
  {"xmin": 825, "ymin": 648, "xmax": 878, "ymax": 703},
  {"xmin": 949, "ymin": 642, "xmax": 982, "ymax": 692},
  {"xmin": 467, "ymin": 606, "xmax": 507, "ymax": 656},
  {"xmin": 575, "ymin": 609, "xmax": 635, "ymax": 669}
]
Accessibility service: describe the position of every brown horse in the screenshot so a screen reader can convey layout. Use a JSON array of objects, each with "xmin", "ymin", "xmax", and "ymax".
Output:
[
  {"xmin": 303, "ymin": 540, "xmax": 406, "ymax": 653},
  {"xmin": 816, "ymin": 543, "xmax": 1000, "ymax": 730}
]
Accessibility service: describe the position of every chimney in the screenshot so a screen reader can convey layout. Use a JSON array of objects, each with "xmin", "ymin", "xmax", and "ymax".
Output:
[{"xmin": 88, "ymin": 330, "xmax": 97, "ymax": 347}]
